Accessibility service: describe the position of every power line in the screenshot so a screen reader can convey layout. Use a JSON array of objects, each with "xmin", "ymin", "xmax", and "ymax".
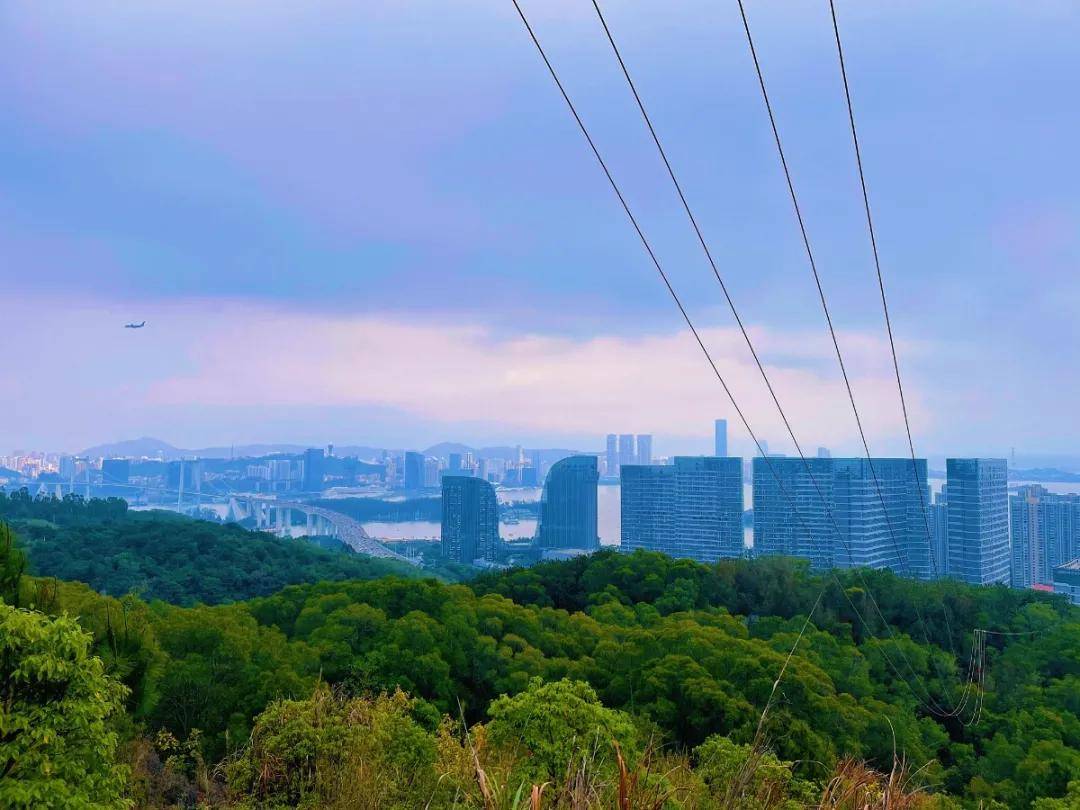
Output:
[
  {"xmin": 729, "ymin": 0, "xmax": 962, "ymax": 708},
  {"xmin": 825, "ymin": 0, "xmax": 951, "ymax": 614},
  {"xmin": 508, "ymin": 0, "xmax": 953, "ymax": 717},
  {"xmin": 582, "ymin": 0, "xmax": 956, "ymax": 714}
]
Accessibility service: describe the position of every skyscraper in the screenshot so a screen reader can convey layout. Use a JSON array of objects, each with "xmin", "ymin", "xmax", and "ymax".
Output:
[
  {"xmin": 636, "ymin": 434, "xmax": 653, "ymax": 465},
  {"xmin": 301, "ymin": 448, "xmax": 325, "ymax": 492},
  {"xmin": 530, "ymin": 449, "xmax": 544, "ymax": 482},
  {"xmin": 621, "ymin": 465, "xmax": 675, "ymax": 556},
  {"xmin": 753, "ymin": 457, "xmax": 834, "ymax": 570},
  {"xmin": 403, "ymin": 451, "xmax": 426, "ymax": 491},
  {"xmin": 1010, "ymin": 485, "xmax": 1080, "ymax": 589},
  {"xmin": 753, "ymin": 456, "xmax": 933, "ymax": 578},
  {"xmin": 714, "ymin": 419, "xmax": 728, "ymax": 457},
  {"xmin": 930, "ymin": 487, "xmax": 949, "ymax": 579},
  {"xmin": 675, "ymin": 456, "xmax": 743, "ymax": 561},
  {"xmin": 621, "ymin": 457, "xmax": 743, "ymax": 563},
  {"xmin": 536, "ymin": 455, "xmax": 598, "ymax": 550},
  {"xmin": 831, "ymin": 458, "xmax": 932, "ymax": 579},
  {"xmin": 605, "ymin": 434, "xmax": 618, "ymax": 478},
  {"xmin": 946, "ymin": 458, "xmax": 1009, "ymax": 586},
  {"xmin": 441, "ymin": 475, "xmax": 499, "ymax": 564},
  {"xmin": 423, "ymin": 456, "xmax": 441, "ymax": 488},
  {"xmin": 618, "ymin": 434, "xmax": 635, "ymax": 472}
]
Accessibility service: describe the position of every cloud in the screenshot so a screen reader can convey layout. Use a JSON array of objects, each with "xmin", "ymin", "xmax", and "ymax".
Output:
[{"xmin": 130, "ymin": 299, "xmax": 924, "ymax": 453}]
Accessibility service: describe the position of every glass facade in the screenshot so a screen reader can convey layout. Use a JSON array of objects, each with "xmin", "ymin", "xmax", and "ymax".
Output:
[
  {"xmin": 946, "ymin": 458, "xmax": 1009, "ymax": 585},
  {"xmin": 403, "ymin": 451, "xmax": 426, "ymax": 491},
  {"xmin": 752, "ymin": 457, "xmax": 834, "ymax": 571},
  {"xmin": 536, "ymin": 455, "xmax": 599, "ymax": 550},
  {"xmin": 753, "ymin": 456, "xmax": 933, "ymax": 578},
  {"xmin": 441, "ymin": 475, "xmax": 499, "ymax": 564},
  {"xmin": 620, "ymin": 465, "xmax": 675, "ymax": 556},
  {"xmin": 620, "ymin": 457, "xmax": 743, "ymax": 563}
]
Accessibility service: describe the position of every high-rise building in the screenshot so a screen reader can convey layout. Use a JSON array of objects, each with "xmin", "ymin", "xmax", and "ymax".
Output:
[
  {"xmin": 101, "ymin": 458, "xmax": 131, "ymax": 485},
  {"xmin": 623, "ymin": 456, "xmax": 744, "ymax": 563},
  {"xmin": 1010, "ymin": 485, "xmax": 1080, "ymax": 589},
  {"xmin": 816, "ymin": 447, "xmax": 831, "ymax": 459},
  {"xmin": 301, "ymin": 448, "xmax": 326, "ymax": 492},
  {"xmin": 1052, "ymin": 559, "xmax": 1080, "ymax": 605},
  {"xmin": 621, "ymin": 465, "xmax": 675, "ymax": 556},
  {"xmin": 831, "ymin": 458, "xmax": 932, "ymax": 579},
  {"xmin": 753, "ymin": 457, "xmax": 834, "ymax": 570},
  {"xmin": 268, "ymin": 459, "xmax": 294, "ymax": 487},
  {"xmin": 521, "ymin": 465, "xmax": 538, "ymax": 487},
  {"xmin": 530, "ymin": 449, "xmax": 544, "ymax": 482},
  {"xmin": 605, "ymin": 434, "xmax": 618, "ymax": 478},
  {"xmin": 448, "ymin": 453, "xmax": 463, "ymax": 473},
  {"xmin": 753, "ymin": 456, "xmax": 933, "ymax": 578},
  {"xmin": 403, "ymin": 451, "xmax": 426, "ymax": 490},
  {"xmin": 714, "ymin": 419, "xmax": 728, "ymax": 458},
  {"xmin": 618, "ymin": 434, "xmax": 635, "ymax": 472},
  {"xmin": 536, "ymin": 455, "xmax": 598, "ymax": 550},
  {"xmin": 441, "ymin": 475, "xmax": 499, "ymax": 564},
  {"xmin": 636, "ymin": 434, "xmax": 653, "ymax": 466},
  {"xmin": 946, "ymin": 458, "xmax": 1009, "ymax": 586},
  {"xmin": 675, "ymin": 456, "xmax": 744, "ymax": 562},
  {"xmin": 930, "ymin": 487, "xmax": 949, "ymax": 578},
  {"xmin": 424, "ymin": 457, "xmax": 441, "ymax": 488}
]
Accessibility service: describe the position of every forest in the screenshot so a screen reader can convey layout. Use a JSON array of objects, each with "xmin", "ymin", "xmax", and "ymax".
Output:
[
  {"xmin": 0, "ymin": 489, "xmax": 422, "ymax": 604},
  {"xmin": 1, "ymin": 494, "xmax": 1078, "ymax": 808}
]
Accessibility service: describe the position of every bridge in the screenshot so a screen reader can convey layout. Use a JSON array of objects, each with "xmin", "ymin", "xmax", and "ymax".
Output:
[{"xmin": 227, "ymin": 496, "xmax": 413, "ymax": 563}]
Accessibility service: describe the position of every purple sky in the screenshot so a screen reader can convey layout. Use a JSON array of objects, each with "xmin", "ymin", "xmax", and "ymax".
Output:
[{"xmin": 2, "ymin": 0, "xmax": 1078, "ymax": 459}]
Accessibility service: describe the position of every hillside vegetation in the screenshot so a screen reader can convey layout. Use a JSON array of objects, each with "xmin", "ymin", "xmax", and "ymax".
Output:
[
  {"xmin": 0, "ymin": 489, "xmax": 422, "ymax": 604},
  {"xmin": 0, "ymin": 503, "xmax": 1078, "ymax": 807}
]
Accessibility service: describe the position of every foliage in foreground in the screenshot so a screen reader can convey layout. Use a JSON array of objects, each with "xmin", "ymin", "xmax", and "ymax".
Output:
[
  {"xmin": 1, "ymin": 511, "xmax": 1079, "ymax": 807},
  {"xmin": 149, "ymin": 680, "xmax": 947, "ymax": 809},
  {"xmin": 0, "ymin": 603, "xmax": 130, "ymax": 809}
]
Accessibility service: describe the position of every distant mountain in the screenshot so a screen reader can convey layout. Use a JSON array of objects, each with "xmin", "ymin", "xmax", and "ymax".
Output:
[
  {"xmin": 83, "ymin": 438, "xmax": 593, "ymax": 464},
  {"xmin": 82, "ymin": 437, "xmax": 387, "ymax": 461},
  {"xmin": 423, "ymin": 442, "xmax": 476, "ymax": 458},
  {"xmin": 81, "ymin": 437, "xmax": 181, "ymax": 459}
]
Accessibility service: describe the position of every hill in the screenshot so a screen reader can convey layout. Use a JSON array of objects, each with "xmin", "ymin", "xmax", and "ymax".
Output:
[
  {"xmin": 0, "ymin": 489, "xmax": 422, "ymax": 605},
  {"xmin": 80, "ymin": 436, "xmax": 181, "ymax": 458},
  {"xmin": 2, "ymin": 544, "xmax": 1076, "ymax": 807}
]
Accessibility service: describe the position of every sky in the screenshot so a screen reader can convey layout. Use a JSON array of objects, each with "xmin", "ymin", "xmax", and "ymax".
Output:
[{"xmin": 2, "ymin": 0, "xmax": 1078, "ymax": 460}]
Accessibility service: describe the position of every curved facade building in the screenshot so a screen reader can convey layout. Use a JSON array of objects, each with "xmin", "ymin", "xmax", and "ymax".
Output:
[{"xmin": 536, "ymin": 455, "xmax": 598, "ymax": 550}]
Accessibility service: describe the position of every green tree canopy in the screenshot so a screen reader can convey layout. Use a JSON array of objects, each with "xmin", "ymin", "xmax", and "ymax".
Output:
[{"xmin": 0, "ymin": 604, "xmax": 130, "ymax": 809}]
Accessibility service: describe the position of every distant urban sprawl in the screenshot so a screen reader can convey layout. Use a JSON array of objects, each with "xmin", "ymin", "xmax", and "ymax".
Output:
[{"xmin": 4, "ymin": 419, "xmax": 1079, "ymax": 604}]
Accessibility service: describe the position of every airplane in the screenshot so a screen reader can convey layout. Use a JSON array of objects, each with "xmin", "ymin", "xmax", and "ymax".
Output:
[{"xmin": 124, "ymin": 321, "xmax": 146, "ymax": 329}]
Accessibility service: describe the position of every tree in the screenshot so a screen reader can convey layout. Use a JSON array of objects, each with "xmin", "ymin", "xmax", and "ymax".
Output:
[
  {"xmin": 225, "ymin": 685, "xmax": 437, "ymax": 807},
  {"xmin": 486, "ymin": 677, "xmax": 641, "ymax": 784},
  {"xmin": 0, "ymin": 604, "xmax": 130, "ymax": 809},
  {"xmin": 0, "ymin": 521, "xmax": 25, "ymax": 606}
]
